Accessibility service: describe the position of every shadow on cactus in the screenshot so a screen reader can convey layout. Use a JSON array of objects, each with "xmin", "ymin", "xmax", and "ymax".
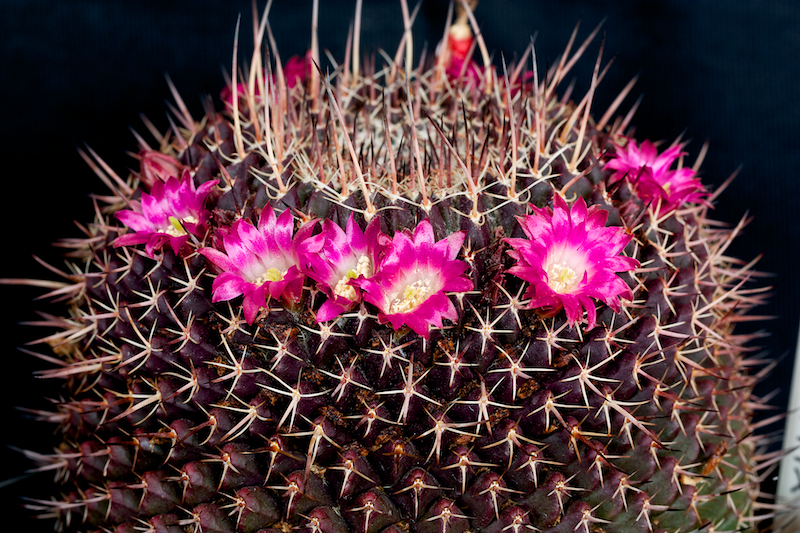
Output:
[{"xmin": 8, "ymin": 1, "xmax": 781, "ymax": 532}]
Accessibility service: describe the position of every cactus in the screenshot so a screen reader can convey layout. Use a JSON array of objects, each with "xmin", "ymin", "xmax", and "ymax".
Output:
[{"xmin": 11, "ymin": 2, "xmax": 773, "ymax": 532}]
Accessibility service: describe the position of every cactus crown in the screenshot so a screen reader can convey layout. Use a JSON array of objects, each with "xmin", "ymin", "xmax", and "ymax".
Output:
[{"xmin": 13, "ymin": 3, "xmax": 771, "ymax": 533}]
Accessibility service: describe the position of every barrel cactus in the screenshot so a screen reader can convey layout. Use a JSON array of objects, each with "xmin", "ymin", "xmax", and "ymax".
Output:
[{"xmin": 14, "ymin": 2, "xmax": 773, "ymax": 532}]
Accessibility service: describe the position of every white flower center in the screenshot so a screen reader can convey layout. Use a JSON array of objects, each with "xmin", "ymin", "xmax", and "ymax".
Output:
[
  {"xmin": 334, "ymin": 273, "xmax": 358, "ymax": 301},
  {"xmin": 546, "ymin": 263, "xmax": 580, "ymax": 293},
  {"xmin": 544, "ymin": 246, "xmax": 588, "ymax": 294},
  {"xmin": 163, "ymin": 215, "xmax": 198, "ymax": 237},
  {"xmin": 390, "ymin": 279, "xmax": 431, "ymax": 313},
  {"xmin": 333, "ymin": 255, "xmax": 372, "ymax": 301}
]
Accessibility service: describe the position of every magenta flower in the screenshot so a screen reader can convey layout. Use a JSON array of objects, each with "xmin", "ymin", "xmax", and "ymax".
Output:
[
  {"xmin": 282, "ymin": 52, "xmax": 312, "ymax": 89},
  {"xmin": 606, "ymin": 139, "xmax": 707, "ymax": 214},
  {"xmin": 298, "ymin": 215, "xmax": 389, "ymax": 322},
  {"xmin": 353, "ymin": 220, "xmax": 474, "ymax": 339},
  {"xmin": 505, "ymin": 195, "xmax": 639, "ymax": 329},
  {"xmin": 220, "ymin": 53, "xmax": 311, "ymax": 105},
  {"xmin": 220, "ymin": 81, "xmax": 258, "ymax": 106},
  {"xmin": 199, "ymin": 205, "xmax": 314, "ymax": 324},
  {"xmin": 113, "ymin": 170, "xmax": 218, "ymax": 258}
]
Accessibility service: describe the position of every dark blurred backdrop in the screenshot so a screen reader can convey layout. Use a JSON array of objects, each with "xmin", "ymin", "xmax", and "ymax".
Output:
[{"xmin": 2, "ymin": 1, "xmax": 798, "ymax": 530}]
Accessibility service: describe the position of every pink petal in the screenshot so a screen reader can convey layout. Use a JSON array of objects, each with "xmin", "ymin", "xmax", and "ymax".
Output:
[
  {"xmin": 211, "ymin": 272, "xmax": 249, "ymax": 302},
  {"xmin": 115, "ymin": 210, "xmax": 152, "ymax": 232},
  {"xmin": 317, "ymin": 298, "xmax": 353, "ymax": 322},
  {"xmin": 113, "ymin": 232, "xmax": 150, "ymax": 248},
  {"xmin": 200, "ymin": 247, "xmax": 241, "ymax": 275}
]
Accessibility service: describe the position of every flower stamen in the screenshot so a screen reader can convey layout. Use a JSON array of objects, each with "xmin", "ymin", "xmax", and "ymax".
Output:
[
  {"xmin": 165, "ymin": 215, "xmax": 198, "ymax": 237},
  {"xmin": 391, "ymin": 279, "xmax": 431, "ymax": 313},
  {"xmin": 333, "ymin": 255, "xmax": 373, "ymax": 301},
  {"xmin": 546, "ymin": 263, "xmax": 579, "ymax": 293},
  {"xmin": 334, "ymin": 275, "xmax": 358, "ymax": 301},
  {"xmin": 255, "ymin": 268, "xmax": 285, "ymax": 285}
]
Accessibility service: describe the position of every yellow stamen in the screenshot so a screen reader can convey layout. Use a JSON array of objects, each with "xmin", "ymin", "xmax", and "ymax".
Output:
[
  {"xmin": 547, "ymin": 263, "xmax": 579, "ymax": 293},
  {"xmin": 164, "ymin": 215, "xmax": 198, "ymax": 237},
  {"xmin": 334, "ymin": 273, "xmax": 358, "ymax": 301},
  {"xmin": 253, "ymin": 267, "xmax": 287, "ymax": 286},
  {"xmin": 333, "ymin": 256, "xmax": 373, "ymax": 301},
  {"xmin": 390, "ymin": 279, "xmax": 430, "ymax": 313},
  {"xmin": 265, "ymin": 268, "xmax": 283, "ymax": 282},
  {"xmin": 169, "ymin": 216, "xmax": 184, "ymax": 233}
]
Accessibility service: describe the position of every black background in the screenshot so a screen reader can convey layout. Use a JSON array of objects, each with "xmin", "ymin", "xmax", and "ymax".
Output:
[{"xmin": 2, "ymin": 1, "xmax": 798, "ymax": 530}]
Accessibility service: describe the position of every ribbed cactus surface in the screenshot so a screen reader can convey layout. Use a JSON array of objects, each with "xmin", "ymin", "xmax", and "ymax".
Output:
[{"xmin": 17, "ymin": 4, "xmax": 770, "ymax": 533}]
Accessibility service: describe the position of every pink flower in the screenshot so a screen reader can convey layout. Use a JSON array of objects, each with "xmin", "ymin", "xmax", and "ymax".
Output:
[
  {"xmin": 298, "ymin": 215, "xmax": 389, "ymax": 322},
  {"xmin": 220, "ymin": 53, "xmax": 311, "ymax": 105},
  {"xmin": 138, "ymin": 150, "xmax": 186, "ymax": 189},
  {"xmin": 282, "ymin": 52, "xmax": 312, "ymax": 89},
  {"xmin": 505, "ymin": 195, "xmax": 639, "ymax": 329},
  {"xmin": 113, "ymin": 170, "xmax": 218, "ymax": 258},
  {"xmin": 353, "ymin": 220, "xmax": 474, "ymax": 339},
  {"xmin": 220, "ymin": 82, "xmax": 257, "ymax": 107},
  {"xmin": 606, "ymin": 139, "xmax": 707, "ymax": 214},
  {"xmin": 199, "ymin": 205, "xmax": 314, "ymax": 324}
]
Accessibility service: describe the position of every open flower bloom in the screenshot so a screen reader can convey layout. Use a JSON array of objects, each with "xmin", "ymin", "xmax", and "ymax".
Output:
[
  {"xmin": 298, "ymin": 215, "xmax": 389, "ymax": 322},
  {"xmin": 353, "ymin": 220, "xmax": 474, "ymax": 339},
  {"xmin": 505, "ymin": 195, "xmax": 639, "ymax": 329},
  {"xmin": 606, "ymin": 139, "xmax": 707, "ymax": 214},
  {"xmin": 113, "ymin": 170, "xmax": 218, "ymax": 258},
  {"xmin": 200, "ymin": 205, "xmax": 313, "ymax": 324}
]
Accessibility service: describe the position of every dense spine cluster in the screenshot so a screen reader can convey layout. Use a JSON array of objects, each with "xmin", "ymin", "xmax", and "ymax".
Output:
[{"xmin": 15, "ymin": 3, "xmax": 774, "ymax": 533}]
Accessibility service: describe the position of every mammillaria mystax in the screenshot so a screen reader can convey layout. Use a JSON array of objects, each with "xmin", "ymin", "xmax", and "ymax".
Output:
[{"xmin": 7, "ymin": 2, "xmax": 777, "ymax": 532}]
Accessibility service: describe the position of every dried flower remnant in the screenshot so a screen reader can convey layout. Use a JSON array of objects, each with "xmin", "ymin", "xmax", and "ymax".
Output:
[
  {"xmin": 437, "ymin": 2, "xmax": 483, "ymax": 86},
  {"xmin": 138, "ymin": 150, "xmax": 186, "ymax": 189}
]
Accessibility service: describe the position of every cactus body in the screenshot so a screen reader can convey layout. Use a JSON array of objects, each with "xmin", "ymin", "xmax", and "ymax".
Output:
[{"xmin": 17, "ymin": 5, "xmax": 770, "ymax": 533}]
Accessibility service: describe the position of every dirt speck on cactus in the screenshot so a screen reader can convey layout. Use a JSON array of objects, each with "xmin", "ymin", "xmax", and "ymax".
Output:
[{"xmin": 7, "ymin": 1, "xmax": 780, "ymax": 532}]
